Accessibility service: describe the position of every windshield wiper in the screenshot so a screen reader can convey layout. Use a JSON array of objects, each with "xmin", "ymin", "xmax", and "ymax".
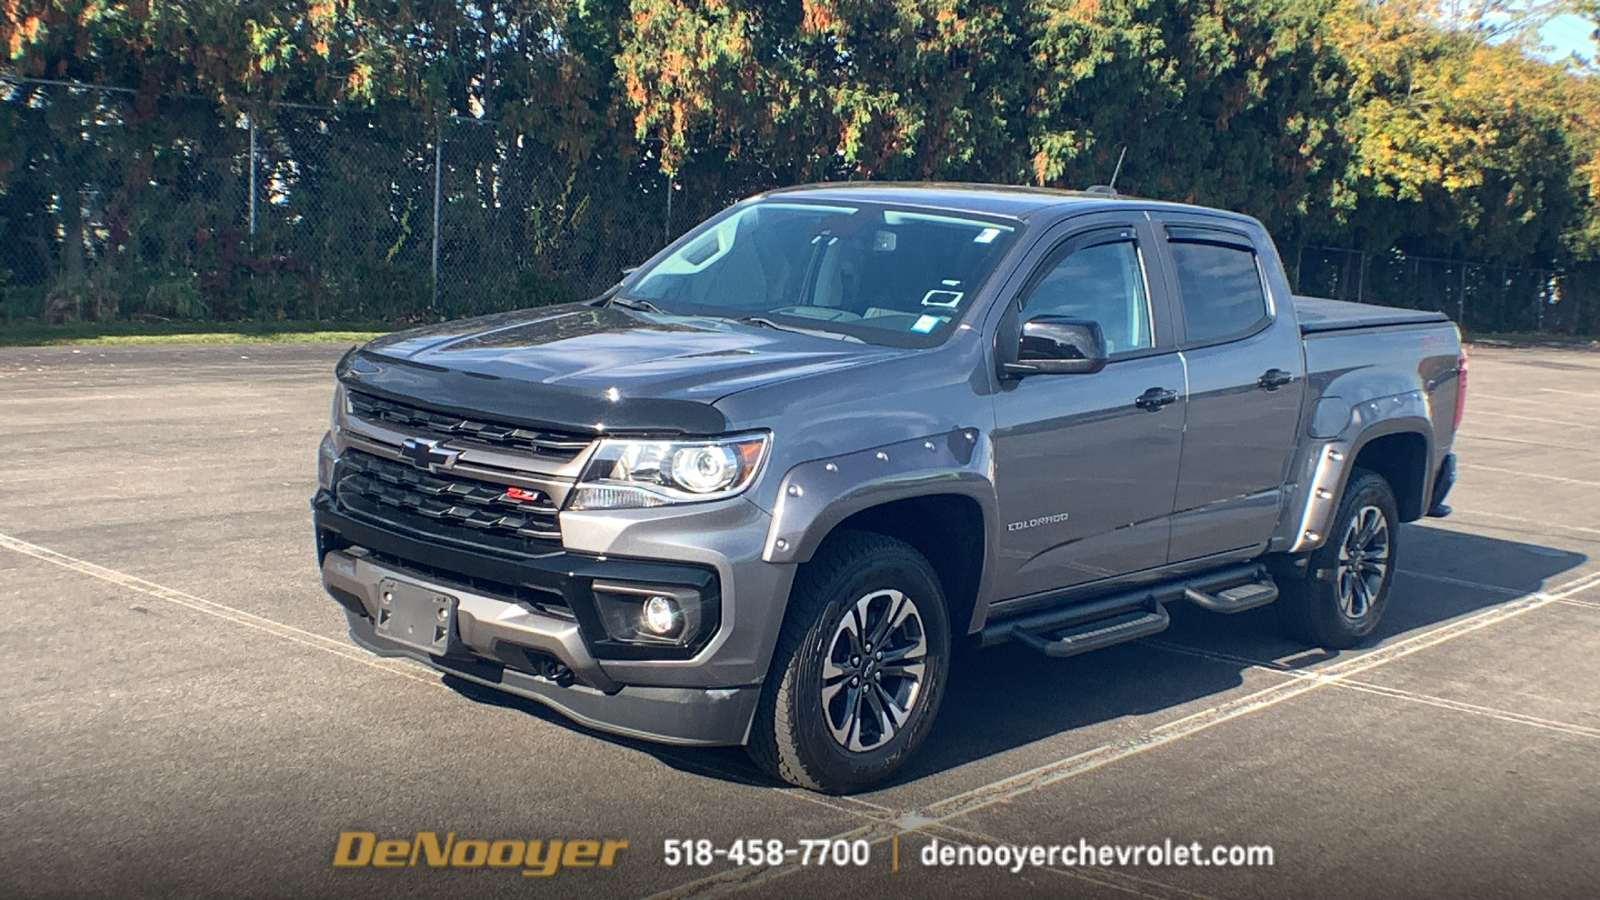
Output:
[
  {"xmin": 607, "ymin": 295, "xmax": 668, "ymax": 314},
  {"xmin": 734, "ymin": 316, "xmax": 863, "ymax": 343}
]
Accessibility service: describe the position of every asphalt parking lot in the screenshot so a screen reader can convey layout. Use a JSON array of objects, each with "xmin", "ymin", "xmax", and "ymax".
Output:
[{"xmin": 3, "ymin": 341, "xmax": 1598, "ymax": 900}]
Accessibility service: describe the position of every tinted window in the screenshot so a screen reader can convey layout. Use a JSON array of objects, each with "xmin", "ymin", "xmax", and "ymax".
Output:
[
  {"xmin": 625, "ymin": 202, "xmax": 1017, "ymax": 344},
  {"xmin": 1169, "ymin": 240, "xmax": 1268, "ymax": 344},
  {"xmin": 1019, "ymin": 240, "xmax": 1152, "ymax": 353}
]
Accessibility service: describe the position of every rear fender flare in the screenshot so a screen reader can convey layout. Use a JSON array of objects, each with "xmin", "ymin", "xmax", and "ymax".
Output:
[{"xmin": 1285, "ymin": 392, "xmax": 1433, "ymax": 553}]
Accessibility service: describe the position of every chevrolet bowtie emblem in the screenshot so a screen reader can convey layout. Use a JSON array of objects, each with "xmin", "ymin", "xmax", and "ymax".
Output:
[{"xmin": 398, "ymin": 437, "xmax": 462, "ymax": 473}]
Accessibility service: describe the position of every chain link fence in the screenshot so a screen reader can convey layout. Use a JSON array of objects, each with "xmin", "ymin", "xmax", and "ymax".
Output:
[
  {"xmin": 3, "ymin": 79, "xmax": 1596, "ymax": 336},
  {"xmin": 0, "ymin": 80, "xmax": 688, "ymax": 325},
  {"xmin": 1290, "ymin": 246, "xmax": 1596, "ymax": 335}
]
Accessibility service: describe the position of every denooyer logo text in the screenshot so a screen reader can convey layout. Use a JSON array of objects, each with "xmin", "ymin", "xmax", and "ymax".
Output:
[{"xmin": 333, "ymin": 831, "xmax": 629, "ymax": 876}]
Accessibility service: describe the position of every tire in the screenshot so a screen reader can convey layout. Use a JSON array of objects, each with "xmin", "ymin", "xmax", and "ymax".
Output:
[
  {"xmin": 747, "ymin": 530, "xmax": 951, "ymax": 793},
  {"xmin": 1277, "ymin": 468, "xmax": 1400, "ymax": 649}
]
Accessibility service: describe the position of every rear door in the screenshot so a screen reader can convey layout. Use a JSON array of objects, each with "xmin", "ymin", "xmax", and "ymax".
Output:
[
  {"xmin": 1154, "ymin": 218, "xmax": 1307, "ymax": 562},
  {"xmin": 989, "ymin": 218, "xmax": 1187, "ymax": 600}
]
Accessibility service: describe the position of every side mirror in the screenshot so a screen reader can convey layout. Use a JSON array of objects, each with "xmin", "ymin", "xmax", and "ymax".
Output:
[{"xmin": 1002, "ymin": 316, "xmax": 1107, "ymax": 377}]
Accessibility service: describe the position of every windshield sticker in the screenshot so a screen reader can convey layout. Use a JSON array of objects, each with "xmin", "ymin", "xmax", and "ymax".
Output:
[
  {"xmin": 974, "ymin": 227, "xmax": 1002, "ymax": 244},
  {"xmin": 911, "ymin": 314, "xmax": 945, "ymax": 334},
  {"xmin": 921, "ymin": 290, "xmax": 964, "ymax": 308}
]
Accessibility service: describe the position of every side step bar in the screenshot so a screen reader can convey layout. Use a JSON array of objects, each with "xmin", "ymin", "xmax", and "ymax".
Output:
[
  {"xmin": 1183, "ymin": 580, "xmax": 1278, "ymax": 614},
  {"xmin": 985, "ymin": 563, "xmax": 1280, "ymax": 659},
  {"xmin": 1015, "ymin": 601, "xmax": 1170, "ymax": 659}
]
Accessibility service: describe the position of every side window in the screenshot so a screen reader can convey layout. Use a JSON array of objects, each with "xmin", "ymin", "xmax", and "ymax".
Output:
[
  {"xmin": 1168, "ymin": 239, "xmax": 1269, "ymax": 344},
  {"xmin": 1019, "ymin": 239, "xmax": 1153, "ymax": 353}
]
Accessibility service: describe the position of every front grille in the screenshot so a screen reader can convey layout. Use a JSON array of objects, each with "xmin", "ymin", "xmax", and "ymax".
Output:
[
  {"xmin": 360, "ymin": 547, "xmax": 573, "ymax": 618},
  {"xmin": 347, "ymin": 392, "xmax": 592, "ymax": 461},
  {"xmin": 335, "ymin": 449, "xmax": 564, "ymax": 555}
]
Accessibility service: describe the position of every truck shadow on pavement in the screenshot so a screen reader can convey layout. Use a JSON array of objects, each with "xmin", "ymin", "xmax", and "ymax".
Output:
[{"xmin": 442, "ymin": 523, "xmax": 1585, "ymax": 792}]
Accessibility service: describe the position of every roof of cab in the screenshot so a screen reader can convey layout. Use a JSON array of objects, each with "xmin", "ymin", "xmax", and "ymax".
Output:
[
  {"xmin": 759, "ymin": 182, "xmax": 1119, "ymax": 220},
  {"xmin": 758, "ymin": 181, "xmax": 1260, "ymax": 229}
]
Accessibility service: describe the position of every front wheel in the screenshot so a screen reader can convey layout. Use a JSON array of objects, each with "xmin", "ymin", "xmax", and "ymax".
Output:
[
  {"xmin": 1277, "ymin": 468, "xmax": 1400, "ymax": 649},
  {"xmin": 748, "ymin": 531, "xmax": 950, "ymax": 793}
]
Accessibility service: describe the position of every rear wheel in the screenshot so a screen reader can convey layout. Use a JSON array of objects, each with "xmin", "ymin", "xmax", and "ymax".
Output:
[
  {"xmin": 1278, "ymin": 468, "xmax": 1399, "ymax": 649},
  {"xmin": 748, "ymin": 531, "xmax": 950, "ymax": 793}
]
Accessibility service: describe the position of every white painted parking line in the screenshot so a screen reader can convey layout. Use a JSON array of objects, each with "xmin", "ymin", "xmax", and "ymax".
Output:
[
  {"xmin": 1462, "ymin": 408, "xmax": 1600, "ymax": 430},
  {"xmin": 10, "ymin": 524, "xmax": 1596, "ymax": 900},
  {"xmin": 0, "ymin": 529, "xmax": 896, "ymax": 839},
  {"xmin": 1445, "ymin": 509, "xmax": 1600, "ymax": 540},
  {"xmin": 1462, "ymin": 433, "xmax": 1597, "ymax": 453},
  {"xmin": 919, "ymin": 569, "xmax": 1600, "ymax": 821},
  {"xmin": 1459, "ymin": 463, "xmax": 1600, "ymax": 489},
  {"xmin": 0, "ymin": 530, "xmax": 437, "ymax": 686},
  {"xmin": 648, "ymin": 567, "xmax": 1600, "ymax": 899},
  {"xmin": 1399, "ymin": 569, "xmax": 1523, "ymax": 594},
  {"xmin": 1145, "ymin": 643, "xmax": 1600, "ymax": 742},
  {"xmin": 1330, "ymin": 680, "xmax": 1600, "ymax": 740}
]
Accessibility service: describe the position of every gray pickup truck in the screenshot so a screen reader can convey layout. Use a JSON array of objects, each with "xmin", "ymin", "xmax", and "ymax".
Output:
[{"xmin": 313, "ymin": 183, "xmax": 1465, "ymax": 792}]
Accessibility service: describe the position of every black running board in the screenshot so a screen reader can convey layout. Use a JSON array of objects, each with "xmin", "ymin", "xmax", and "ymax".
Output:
[
  {"xmin": 1014, "ymin": 602, "xmax": 1171, "ymax": 658},
  {"xmin": 1183, "ymin": 580, "xmax": 1278, "ymax": 614},
  {"xmin": 984, "ymin": 562, "xmax": 1280, "ymax": 657}
]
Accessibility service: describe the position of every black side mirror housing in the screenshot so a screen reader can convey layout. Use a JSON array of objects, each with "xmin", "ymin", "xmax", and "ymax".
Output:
[{"xmin": 1002, "ymin": 316, "xmax": 1108, "ymax": 377}]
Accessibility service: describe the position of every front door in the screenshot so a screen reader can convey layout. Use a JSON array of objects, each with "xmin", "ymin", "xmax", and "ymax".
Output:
[{"xmin": 990, "ymin": 223, "xmax": 1186, "ymax": 601}]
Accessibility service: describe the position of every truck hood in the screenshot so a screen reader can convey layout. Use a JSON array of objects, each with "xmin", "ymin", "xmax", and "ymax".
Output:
[{"xmin": 339, "ymin": 303, "xmax": 907, "ymax": 436}]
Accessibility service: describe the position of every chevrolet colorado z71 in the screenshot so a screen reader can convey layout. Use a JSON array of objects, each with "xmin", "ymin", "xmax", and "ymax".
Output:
[{"xmin": 314, "ymin": 183, "xmax": 1465, "ymax": 792}]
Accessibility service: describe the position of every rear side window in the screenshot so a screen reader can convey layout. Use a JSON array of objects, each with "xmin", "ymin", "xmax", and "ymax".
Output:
[{"xmin": 1168, "ymin": 239, "xmax": 1268, "ymax": 344}]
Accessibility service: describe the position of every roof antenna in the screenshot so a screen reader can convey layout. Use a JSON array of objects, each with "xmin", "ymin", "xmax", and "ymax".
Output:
[
  {"xmin": 1108, "ymin": 146, "xmax": 1127, "ymax": 191},
  {"xmin": 1087, "ymin": 146, "xmax": 1127, "ymax": 197}
]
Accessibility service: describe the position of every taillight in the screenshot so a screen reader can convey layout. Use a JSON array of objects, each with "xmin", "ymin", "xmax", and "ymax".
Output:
[{"xmin": 1452, "ymin": 351, "xmax": 1468, "ymax": 431}]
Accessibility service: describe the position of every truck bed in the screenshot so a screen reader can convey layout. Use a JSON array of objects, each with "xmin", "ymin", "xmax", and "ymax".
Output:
[{"xmin": 1292, "ymin": 295, "xmax": 1452, "ymax": 334}]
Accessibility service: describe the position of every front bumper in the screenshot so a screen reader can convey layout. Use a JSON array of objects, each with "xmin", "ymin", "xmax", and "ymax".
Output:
[
  {"xmin": 343, "ymin": 606, "xmax": 760, "ymax": 747},
  {"xmin": 313, "ymin": 491, "xmax": 784, "ymax": 746}
]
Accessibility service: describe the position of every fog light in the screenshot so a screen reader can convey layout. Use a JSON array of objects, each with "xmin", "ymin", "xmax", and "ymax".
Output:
[
  {"xmin": 590, "ymin": 581, "xmax": 712, "ymax": 652},
  {"xmin": 642, "ymin": 595, "xmax": 681, "ymax": 636}
]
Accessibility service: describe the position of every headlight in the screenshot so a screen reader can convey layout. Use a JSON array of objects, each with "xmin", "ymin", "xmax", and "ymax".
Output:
[
  {"xmin": 330, "ymin": 384, "xmax": 348, "ymax": 431},
  {"xmin": 566, "ymin": 432, "xmax": 770, "ymax": 510},
  {"xmin": 317, "ymin": 431, "xmax": 338, "ymax": 490},
  {"xmin": 319, "ymin": 387, "xmax": 347, "ymax": 491}
]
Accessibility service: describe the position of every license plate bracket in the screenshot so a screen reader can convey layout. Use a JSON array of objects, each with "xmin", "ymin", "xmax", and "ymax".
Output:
[{"xmin": 374, "ymin": 578, "xmax": 458, "ymax": 656}]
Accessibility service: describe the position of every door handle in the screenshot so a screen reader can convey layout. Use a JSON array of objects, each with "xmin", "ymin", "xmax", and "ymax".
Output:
[
  {"xmin": 1257, "ymin": 368, "xmax": 1294, "ymax": 391},
  {"xmin": 1135, "ymin": 387, "xmax": 1179, "ymax": 411}
]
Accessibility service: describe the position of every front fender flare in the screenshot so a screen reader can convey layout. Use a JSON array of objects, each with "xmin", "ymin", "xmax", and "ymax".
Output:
[{"xmin": 762, "ymin": 428, "xmax": 996, "ymax": 565}]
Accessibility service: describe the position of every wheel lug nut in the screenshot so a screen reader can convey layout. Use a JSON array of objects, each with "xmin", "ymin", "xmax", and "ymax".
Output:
[
  {"xmin": 875, "ymin": 651, "xmax": 883, "ymax": 660},
  {"xmin": 851, "ymin": 677, "xmax": 859, "ymax": 686}
]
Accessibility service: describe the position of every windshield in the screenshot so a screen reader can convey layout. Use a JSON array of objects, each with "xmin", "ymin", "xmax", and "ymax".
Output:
[{"xmin": 621, "ymin": 200, "xmax": 1019, "ymax": 346}]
